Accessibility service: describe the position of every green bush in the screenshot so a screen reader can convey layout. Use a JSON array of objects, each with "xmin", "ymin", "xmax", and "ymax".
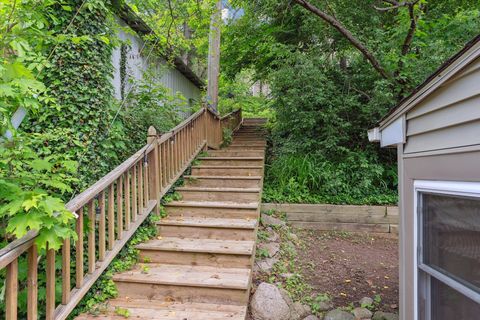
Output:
[{"xmin": 263, "ymin": 153, "xmax": 397, "ymax": 205}]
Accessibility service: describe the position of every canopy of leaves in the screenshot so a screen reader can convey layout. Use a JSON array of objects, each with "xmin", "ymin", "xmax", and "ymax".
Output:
[{"xmin": 223, "ymin": 0, "xmax": 479, "ymax": 204}]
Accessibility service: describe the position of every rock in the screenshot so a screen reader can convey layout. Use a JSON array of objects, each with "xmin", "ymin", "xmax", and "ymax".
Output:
[
  {"xmin": 290, "ymin": 302, "xmax": 311, "ymax": 320},
  {"xmin": 256, "ymin": 257, "xmax": 278, "ymax": 273},
  {"xmin": 359, "ymin": 297, "xmax": 373, "ymax": 306},
  {"xmin": 250, "ymin": 283, "xmax": 290, "ymax": 320},
  {"xmin": 280, "ymin": 272, "xmax": 295, "ymax": 280},
  {"xmin": 260, "ymin": 242, "xmax": 280, "ymax": 257},
  {"xmin": 279, "ymin": 288, "xmax": 293, "ymax": 307},
  {"xmin": 304, "ymin": 316, "xmax": 320, "ymax": 320},
  {"xmin": 267, "ymin": 229, "xmax": 280, "ymax": 242},
  {"xmin": 316, "ymin": 300, "xmax": 334, "ymax": 312},
  {"xmin": 261, "ymin": 214, "xmax": 286, "ymax": 227},
  {"xmin": 372, "ymin": 312, "xmax": 398, "ymax": 320},
  {"xmin": 324, "ymin": 309, "xmax": 355, "ymax": 320},
  {"xmin": 290, "ymin": 233, "xmax": 299, "ymax": 242},
  {"xmin": 352, "ymin": 307, "xmax": 372, "ymax": 319}
]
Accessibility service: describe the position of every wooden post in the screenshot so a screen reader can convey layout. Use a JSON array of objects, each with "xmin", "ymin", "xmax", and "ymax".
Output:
[
  {"xmin": 207, "ymin": 0, "xmax": 222, "ymax": 111},
  {"xmin": 75, "ymin": 208, "xmax": 84, "ymax": 288},
  {"xmin": 148, "ymin": 126, "xmax": 160, "ymax": 215},
  {"xmin": 27, "ymin": 245, "xmax": 38, "ymax": 320},
  {"xmin": 6, "ymin": 258, "xmax": 18, "ymax": 320},
  {"xmin": 62, "ymin": 238, "xmax": 71, "ymax": 304},
  {"xmin": 45, "ymin": 248, "xmax": 55, "ymax": 320}
]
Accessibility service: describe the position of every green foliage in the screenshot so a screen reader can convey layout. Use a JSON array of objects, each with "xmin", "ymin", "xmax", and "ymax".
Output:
[
  {"xmin": 311, "ymin": 293, "xmax": 331, "ymax": 314},
  {"xmin": 69, "ymin": 214, "xmax": 158, "ymax": 318},
  {"xmin": 126, "ymin": 0, "xmax": 216, "ymax": 77},
  {"xmin": 221, "ymin": 127, "xmax": 233, "ymax": 148},
  {"xmin": 218, "ymin": 71, "xmax": 272, "ymax": 119},
  {"xmin": 114, "ymin": 307, "xmax": 130, "ymax": 318},
  {"xmin": 26, "ymin": 0, "xmax": 118, "ymax": 189},
  {"xmin": 223, "ymin": 0, "xmax": 479, "ymax": 205},
  {"xmin": 263, "ymin": 154, "xmax": 397, "ymax": 205},
  {"xmin": 0, "ymin": 133, "xmax": 78, "ymax": 250},
  {"xmin": 119, "ymin": 70, "xmax": 188, "ymax": 154}
]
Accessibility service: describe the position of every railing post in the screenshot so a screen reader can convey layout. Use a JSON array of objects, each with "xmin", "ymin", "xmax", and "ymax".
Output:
[
  {"xmin": 203, "ymin": 107, "xmax": 208, "ymax": 151},
  {"xmin": 148, "ymin": 126, "xmax": 160, "ymax": 215}
]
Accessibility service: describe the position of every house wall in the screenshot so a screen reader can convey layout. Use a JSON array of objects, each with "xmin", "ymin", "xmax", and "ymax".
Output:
[
  {"xmin": 111, "ymin": 17, "xmax": 201, "ymax": 104},
  {"xmin": 404, "ymin": 57, "xmax": 480, "ymax": 154},
  {"xmin": 399, "ymin": 149, "xmax": 480, "ymax": 320}
]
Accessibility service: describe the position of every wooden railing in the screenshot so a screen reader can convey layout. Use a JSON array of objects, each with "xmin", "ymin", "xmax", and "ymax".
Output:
[{"xmin": 0, "ymin": 106, "xmax": 242, "ymax": 320}]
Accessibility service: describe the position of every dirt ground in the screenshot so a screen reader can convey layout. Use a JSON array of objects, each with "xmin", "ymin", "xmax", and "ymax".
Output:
[{"xmin": 296, "ymin": 229, "xmax": 399, "ymax": 311}]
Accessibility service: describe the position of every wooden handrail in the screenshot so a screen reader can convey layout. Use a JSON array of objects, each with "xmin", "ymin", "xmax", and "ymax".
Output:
[{"xmin": 0, "ymin": 105, "xmax": 242, "ymax": 320}]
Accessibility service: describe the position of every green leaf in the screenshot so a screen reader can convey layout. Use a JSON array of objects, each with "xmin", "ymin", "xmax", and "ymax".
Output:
[
  {"xmin": 30, "ymin": 159, "xmax": 53, "ymax": 171},
  {"xmin": 0, "ymin": 84, "xmax": 15, "ymax": 97},
  {"xmin": 6, "ymin": 212, "xmax": 43, "ymax": 238}
]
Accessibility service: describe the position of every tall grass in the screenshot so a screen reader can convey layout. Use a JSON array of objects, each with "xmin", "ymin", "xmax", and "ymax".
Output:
[{"xmin": 264, "ymin": 153, "xmax": 398, "ymax": 205}]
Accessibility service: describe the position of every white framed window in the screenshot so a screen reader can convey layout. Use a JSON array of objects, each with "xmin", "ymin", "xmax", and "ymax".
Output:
[{"xmin": 414, "ymin": 180, "xmax": 480, "ymax": 320}]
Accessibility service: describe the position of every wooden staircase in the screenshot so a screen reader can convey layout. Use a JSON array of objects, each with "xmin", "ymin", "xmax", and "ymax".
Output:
[{"xmin": 77, "ymin": 118, "xmax": 266, "ymax": 320}]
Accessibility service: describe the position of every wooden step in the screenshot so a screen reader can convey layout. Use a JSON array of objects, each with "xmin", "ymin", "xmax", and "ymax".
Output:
[
  {"xmin": 206, "ymin": 150, "xmax": 265, "ymax": 157},
  {"xmin": 232, "ymin": 138, "xmax": 266, "ymax": 142},
  {"xmin": 177, "ymin": 187, "xmax": 260, "ymax": 202},
  {"xmin": 230, "ymin": 141, "xmax": 266, "ymax": 146},
  {"xmin": 165, "ymin": 201, "xmax": 258, "ymax": 219},
  {"xmin": 156, "ymin": 217, "xmax": 257, "ymax": 240},
  {"xmin": 198, "ymin": 157, "xmax": 264, "ymax": 166},
  {"xmin": 76, "ymin": 299, "xmax": 247, "ymax": 319},
  {"xmin": 233, "ymin": 133, "xmax": 266, "ymax": 137},
  {"xmin": 113, "ymin": 264, "xmax": 251, "ymax": 305},
  {"xmin": 137, "ymin": 238, "xmax": 255, "ymax": 267},
  {"xmin": 223, "ymin": 145, "xmax": 265, "ymax": 150},
  {"xmin": 184, "ymin": 175, "xmax": 262, "ymax": 188},
  {"xmin": 191, "ymin": 166, "xmax": 263, "ymax": 176}
]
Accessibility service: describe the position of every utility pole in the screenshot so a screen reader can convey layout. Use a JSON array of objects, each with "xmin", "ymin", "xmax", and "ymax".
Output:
[{"xmin": 207, "ymin": 0, "xmax": 222, "ymax": 111}]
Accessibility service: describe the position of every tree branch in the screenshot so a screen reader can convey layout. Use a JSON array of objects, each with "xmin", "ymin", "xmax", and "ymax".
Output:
[
  {"xmin": 401, "ymin": 2, "xmax": 417, "ymax": 56},
  {"xmin": 292, "ymin": 0, "xmax": 391, "ymax": 80}
]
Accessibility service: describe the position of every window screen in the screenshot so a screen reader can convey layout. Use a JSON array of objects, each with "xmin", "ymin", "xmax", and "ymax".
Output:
[{"xmin": 419, "ymin": 191, "xmax": 480, "ymax": 319}]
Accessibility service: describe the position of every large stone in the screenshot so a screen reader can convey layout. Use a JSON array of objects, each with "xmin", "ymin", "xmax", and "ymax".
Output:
[
  {"xmin": 359, "ymin": 297, "xmax": 373, "ymax": 307},
  {"xmin": 256, "ymin": 256, "xmax": 278, "ymax": 273},
  {"xmin": 372, "ymin": 312, "xmax": 399, "ymax": 320},
  {"xmin": 250, "ymin": 283, "xmax": 290, "ymax": 320},
  {"xmin": 352, "ymin": 307, "xmax": 372, "ymax": 319},
  {"xmin": 261, "ymin": 214, "xmax": 286, "ymax": 227},
  {"xmin": 315, "ymin": 297, "xmax": 334, "ymax": 312},
  {"xmin": 266, "ymin": 227, "xmax": 280, "ymax": 242},
  {"xmin": 290, "ymin": 302, "xmax": 311, "ymax": 320},
  {"xmin": 290, "ymin": 232, "xmax": 299, "ymax": 242},
  {"xmin": 260, "ymin": 242, "xmax": 280, "ymax": 257},
  {"xmin": 324, "ymin": 309, "xmax": 355, "ymax": 320},
  {"xmin": 279, "ymin": 288, "xmax": 293, "ymax": 307},
  {"xmin": 304, "ymin": 316, "xmax": 320, "ymax": 320}
]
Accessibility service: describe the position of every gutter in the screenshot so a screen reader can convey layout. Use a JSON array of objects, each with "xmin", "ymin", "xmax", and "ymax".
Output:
[{"xmin": 368, "ymin": 127, "xmax": 381, "ymax": 143}]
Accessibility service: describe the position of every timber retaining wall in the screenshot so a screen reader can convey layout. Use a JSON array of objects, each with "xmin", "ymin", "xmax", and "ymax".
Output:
[{"xmin": 261, "ymin": 203, "xmax": 398, "ymax": 234}]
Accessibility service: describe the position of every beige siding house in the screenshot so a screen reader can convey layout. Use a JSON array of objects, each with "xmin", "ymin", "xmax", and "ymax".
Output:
[{"xmin": 370, "ymin": 35, "xmax": 480, "ymax": 320}]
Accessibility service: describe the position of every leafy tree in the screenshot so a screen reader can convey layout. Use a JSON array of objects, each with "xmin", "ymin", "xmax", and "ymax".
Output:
[{"xmin": 223, "ymin": 0, "xmax": 479, "ymax": 204}]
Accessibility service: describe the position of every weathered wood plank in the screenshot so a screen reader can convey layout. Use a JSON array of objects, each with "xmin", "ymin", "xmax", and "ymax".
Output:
[
  {"xmin": 46, "ymin": 248, "xmax": 55, "ymax": 320},
  {"xmin": 27, "ymin": 245, "xmax": 38, "ymax": 320},
  {"xmin": 6, "ymin": 258, "xmax": 18, "ymax": 320},
  {"xmin": 125, "ymin": 172, "xmax": 131, "ymax": 230},
  {"xmin": 291, "ymin": 221, "xmax": 391, "ymax": 233},
  {"xmin": 98, "ymin": 191, "xmax": 106, "ymax": 261},
  {"xmin": 87, "ymin": 200, "xmax": 95, "ymax": 274},
  {"xmin": 107, "ymin": 185, "xmax": 115, "ymax": 251},
  {"xmin": 117, "ymin": 176, "xmax": 123, "ymax": 240},
  {"xmin": 62, "ymin": 238, "xmax": 71, "ymax": 304},
  {"xmin": 286, "ymin": 211, "xmax": 398, "ymax": 224},
  {"xmin": 132, "ymin": 165, "xmax": 138, "ymax": 222},
  {"xmin": 75, "ymin": 208, "xmax": 84, "ymax": 288}
]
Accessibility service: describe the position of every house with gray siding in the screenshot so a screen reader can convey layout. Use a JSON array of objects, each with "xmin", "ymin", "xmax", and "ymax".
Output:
[
  {"xmin": 369, "ymin": 35, "xmax": 480, "ymax": 320},
  {"xmin": 114, "ymin": 5, "xmax": 204, "ymax": 106}
]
